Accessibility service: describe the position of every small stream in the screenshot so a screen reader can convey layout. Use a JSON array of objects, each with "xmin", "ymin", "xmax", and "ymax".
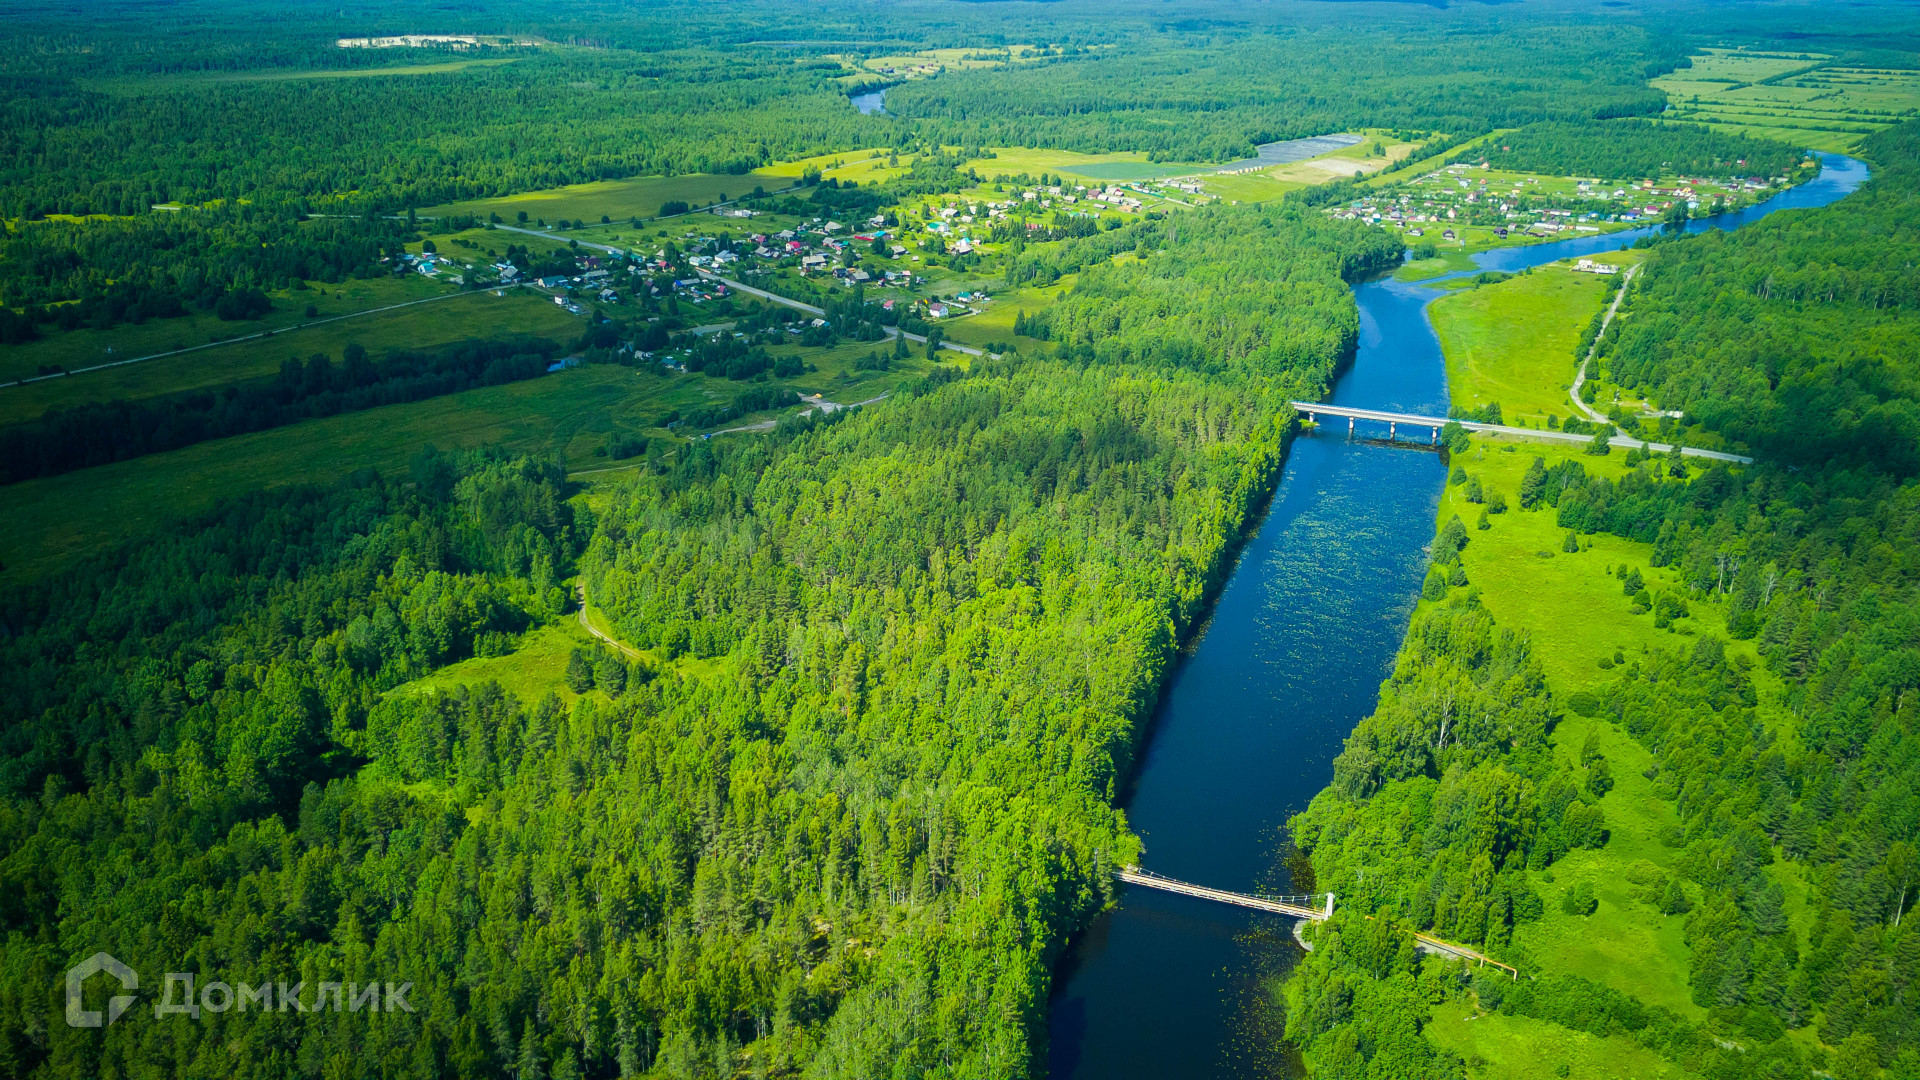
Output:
[{"xmin": 1045, "ymin": 152, "xmax": 1869, "ymax": 1079}]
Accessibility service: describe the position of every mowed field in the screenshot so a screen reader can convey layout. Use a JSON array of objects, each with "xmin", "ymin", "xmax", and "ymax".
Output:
[
  {"xmin": 0, "ymin": 287, "xmax": 583, "ymax": 425},
  {"xmin": 421, "ymin": 173, "xmax": 780, "ymax": 226},
  {"xmin": 932, "ymin": 277, "xmax": 1076, "ymax": 351},
  {"xmin": 1655, "ymin": 50, "xmax": 1920, "ymax": 152}
]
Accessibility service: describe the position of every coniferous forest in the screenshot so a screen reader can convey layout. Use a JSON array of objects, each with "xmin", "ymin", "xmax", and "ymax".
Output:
[{"xmin": 2, "ymin": 1, "xmax": 1919, "ymax": 1078}]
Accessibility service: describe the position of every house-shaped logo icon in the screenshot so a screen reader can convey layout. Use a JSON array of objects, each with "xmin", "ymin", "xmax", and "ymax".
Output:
[{"xmin": 65, "ymin": 953, "xmax": 137, "ymax": 1028}]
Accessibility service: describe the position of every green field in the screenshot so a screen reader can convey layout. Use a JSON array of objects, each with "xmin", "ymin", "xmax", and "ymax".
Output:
[
  {"xmin": 1437, "ymin": 435, "xmax": 1823, "ymax": 1032},
  {"xmin": 0, "ymin": 287, "xmax": 583, "ymax": 425},
  {"xmin": 967, "ymin": 146, "xmax": 1207, "ymax": 182},
  {"xmin": 1427, "ymin": 999, "xmax": 1701, "ymax": 1080},
  {"xmin": 424, "ymin": 145, "xmax": 918, "ymax": 225},
  {"xmin": 933, "ymin": 277, "xmax": 1075, "ymax": 351},
  {"xmin": 0, "ymin": 273, "xmax": 458, "ymax": 386},
  {"xmin": 1431, "ymin": 263, "xmax": 1614, "ymax": 425},
  {"xmin": 1655, "ymin": 50, "xmax": 1920, "ymax": 152},
  {"xmin": 386, "ymin": 618, "xmax": 605, "ymax": 708},
  {"xmin": 1437, "ymin": 439, "xmax": 1713, "ymax": 1016},
  {"xmin": 421, "ymin": 173, "xmax": 780, "ymax": 225}
]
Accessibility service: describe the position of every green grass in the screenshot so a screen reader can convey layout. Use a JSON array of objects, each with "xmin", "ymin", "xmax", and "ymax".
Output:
[
  {"xmin": 1201, "ymin": 171, "xmax": 1309, "ymax": 204},
  {"xmin": 1651, "ymin": 51, "xmax": 1919, "ymax": 152},
  {"xmin": 1432, "ymin": 264, "xmax": 1611, "ymax": 426},
  {"xmin": 0, "ymin": 287, "xmax": 583, "ymax": 425},
  {"xmin": 1395, "ymin": 250, "xmax": 1481, "ymax": 281},
  {"xmin": 1435, "ymin": 440, "xmax": 1711, "ymax": 1017},
  {"xmin": 1435, "ymin": 435, "xmax": 1816, "ymax": 1022},
  {"xmin": 423, "ymin": 173, "xmax": 781, "ymax": 225},
  {"xmin": 931, "ymin": 277, "xmax": 1075, "ymax": 351},
  {"xmin": 968, "ymin": 146, "xmax": 1203, "ymax": 182},
  {"xmin": 0, "ymin": 365, "xmax": 645, "ymax": 583},
  {"xmin": 0, "ymin": 273, "xmax": 455, "ymax": 386},
  {"xmin": 1426, "ymin": 1000, "xmax": 1702, "ymax": 1080},
  {"xmin": 386, "ymin": 618, "xmax": 603, "ymax": 707}
]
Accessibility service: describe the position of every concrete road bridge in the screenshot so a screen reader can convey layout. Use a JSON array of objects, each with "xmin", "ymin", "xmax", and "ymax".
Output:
[{"xmin": 1289, "ymin": 401, "xmax": 1753, "ymax": 465}]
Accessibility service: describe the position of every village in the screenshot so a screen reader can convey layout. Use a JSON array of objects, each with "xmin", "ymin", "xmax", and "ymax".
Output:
[{"xmin": 1326, "ymin": 158, "xmax": 1798, "ymax": 244}]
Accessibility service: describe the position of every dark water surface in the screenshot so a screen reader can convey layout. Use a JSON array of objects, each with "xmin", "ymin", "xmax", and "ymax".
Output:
[{"xmin": 1045, "ymin": 152, "xmax": 1868, "ymax": 1079}]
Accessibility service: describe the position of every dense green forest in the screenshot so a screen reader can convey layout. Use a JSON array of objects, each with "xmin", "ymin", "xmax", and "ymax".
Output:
[
  {"xmin": 7, "ymin": 2, "xmax": 1920, "ymax": 1077},
  {"xmin": 0, "ymin": 192, "xmax": 1395, "ymax": 1076},
  {"xmin": 1281, "ymin": 123, "xmax": 1920, "ymax": 1080},
  {"xmin": 1487, "ymin": 119, "xmax": 1807, "ymax": 179},
  {"xmin": 884, "ymin": 27, "xmax": 1671, "ymax": 163},
  {"xmin": 0, "ymin": 2, "xmax": 1689, "ymax": 218},
  {"xmin": 0, "ymin": 210, "xmax": 414, "ymax": 334}
]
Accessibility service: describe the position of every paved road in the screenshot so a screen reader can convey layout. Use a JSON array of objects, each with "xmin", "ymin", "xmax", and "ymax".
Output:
[
  {"xmin": 1465, "ymin": 423, "xmax": 1752, "ymax": 464},
  {"xmin": 0, "ymin": 284, "xmax": 533, "ymax": 390},
  {"xmin": 1292, "ymin": 401, "xmax": 1754, "ymax": 464}
]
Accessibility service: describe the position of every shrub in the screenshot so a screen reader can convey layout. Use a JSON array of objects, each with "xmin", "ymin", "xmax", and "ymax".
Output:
[{"xmin": 1560, "ymin": 880, "xmax": 1598, "ymax": 916}]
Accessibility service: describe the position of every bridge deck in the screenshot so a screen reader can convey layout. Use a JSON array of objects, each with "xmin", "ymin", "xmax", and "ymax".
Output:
[
  {"xmin": 1288, "ymin": 401, "xmax": 1752, "ymax": 465},
  {"xmin": 1117, "ymin": 867, "xmax": 1517, "ymax": 976},
  {"xmin": 1116, "ymin": 869, "xmax": 1325, "ymax": 919}
]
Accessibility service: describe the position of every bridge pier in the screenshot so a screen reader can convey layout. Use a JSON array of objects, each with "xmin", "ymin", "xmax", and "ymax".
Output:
[
  {"xmin": 1431, "ymin": 425, "xmax": 1437, "ymax": 445},
  {"xmin": 1348, "ymin": 417, "xmax": 1354, "ymax": 437},
  {"xmin": 1389, "ymin": 421, "xmax": 1396, "ymax": 440}
]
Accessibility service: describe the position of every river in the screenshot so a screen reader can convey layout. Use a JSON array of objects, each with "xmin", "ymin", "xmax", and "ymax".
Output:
[{"xmin": 1044, "ymin": 152, "xmax": 1869, "ymax": 1079}]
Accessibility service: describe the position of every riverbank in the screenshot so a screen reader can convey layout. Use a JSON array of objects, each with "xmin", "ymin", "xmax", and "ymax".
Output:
[{"xmin": 1276, "ymin": 151, "xmax": 1876, "ymax": 1078}]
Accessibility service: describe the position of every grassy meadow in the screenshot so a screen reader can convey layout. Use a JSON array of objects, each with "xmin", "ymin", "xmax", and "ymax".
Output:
[
  {"xmin": 1430, "ymin": 264, "xmax": 1612, "ymax": 425},
  {"xmin": 386, "ymin": 619, "xmax": 605, "ymax": 707},
  {"xmin": 0, "ymin": 272, "xmax": 458, "ymax": 386},
  {"xmin": 1426, "ymin": 999, "xmax": 1702, "ymax": 1080},
  {"xmin": 1421, "ymin": 288, "xmax": 1820, "ymax": 1042},
  {"xmin": 0, "ymin": 287, "xmax": 582, "ymax": 425}
]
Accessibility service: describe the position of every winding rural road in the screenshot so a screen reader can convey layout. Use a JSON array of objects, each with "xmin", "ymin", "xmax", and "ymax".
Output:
[{"xmin": 1570, "ymin": 264, "xmax": 1638, "ymax": 424}]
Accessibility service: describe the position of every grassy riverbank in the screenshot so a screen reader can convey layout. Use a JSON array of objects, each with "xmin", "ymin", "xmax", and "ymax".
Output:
[{"xmin": 1429, "ymin": 263, "xmax": 1620, "ymax": 427}]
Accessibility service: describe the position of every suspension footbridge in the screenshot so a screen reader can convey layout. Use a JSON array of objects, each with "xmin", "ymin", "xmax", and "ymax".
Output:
[{"xmin": 1116, "ymin": 866, "xmax": 1516, "ymax": 976}]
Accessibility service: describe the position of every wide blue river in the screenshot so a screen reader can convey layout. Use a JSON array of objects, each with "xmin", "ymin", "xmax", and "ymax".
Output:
[{"xmin": 1046, "ymin": 153, "xmax": 1869, "ymax": 1079}]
